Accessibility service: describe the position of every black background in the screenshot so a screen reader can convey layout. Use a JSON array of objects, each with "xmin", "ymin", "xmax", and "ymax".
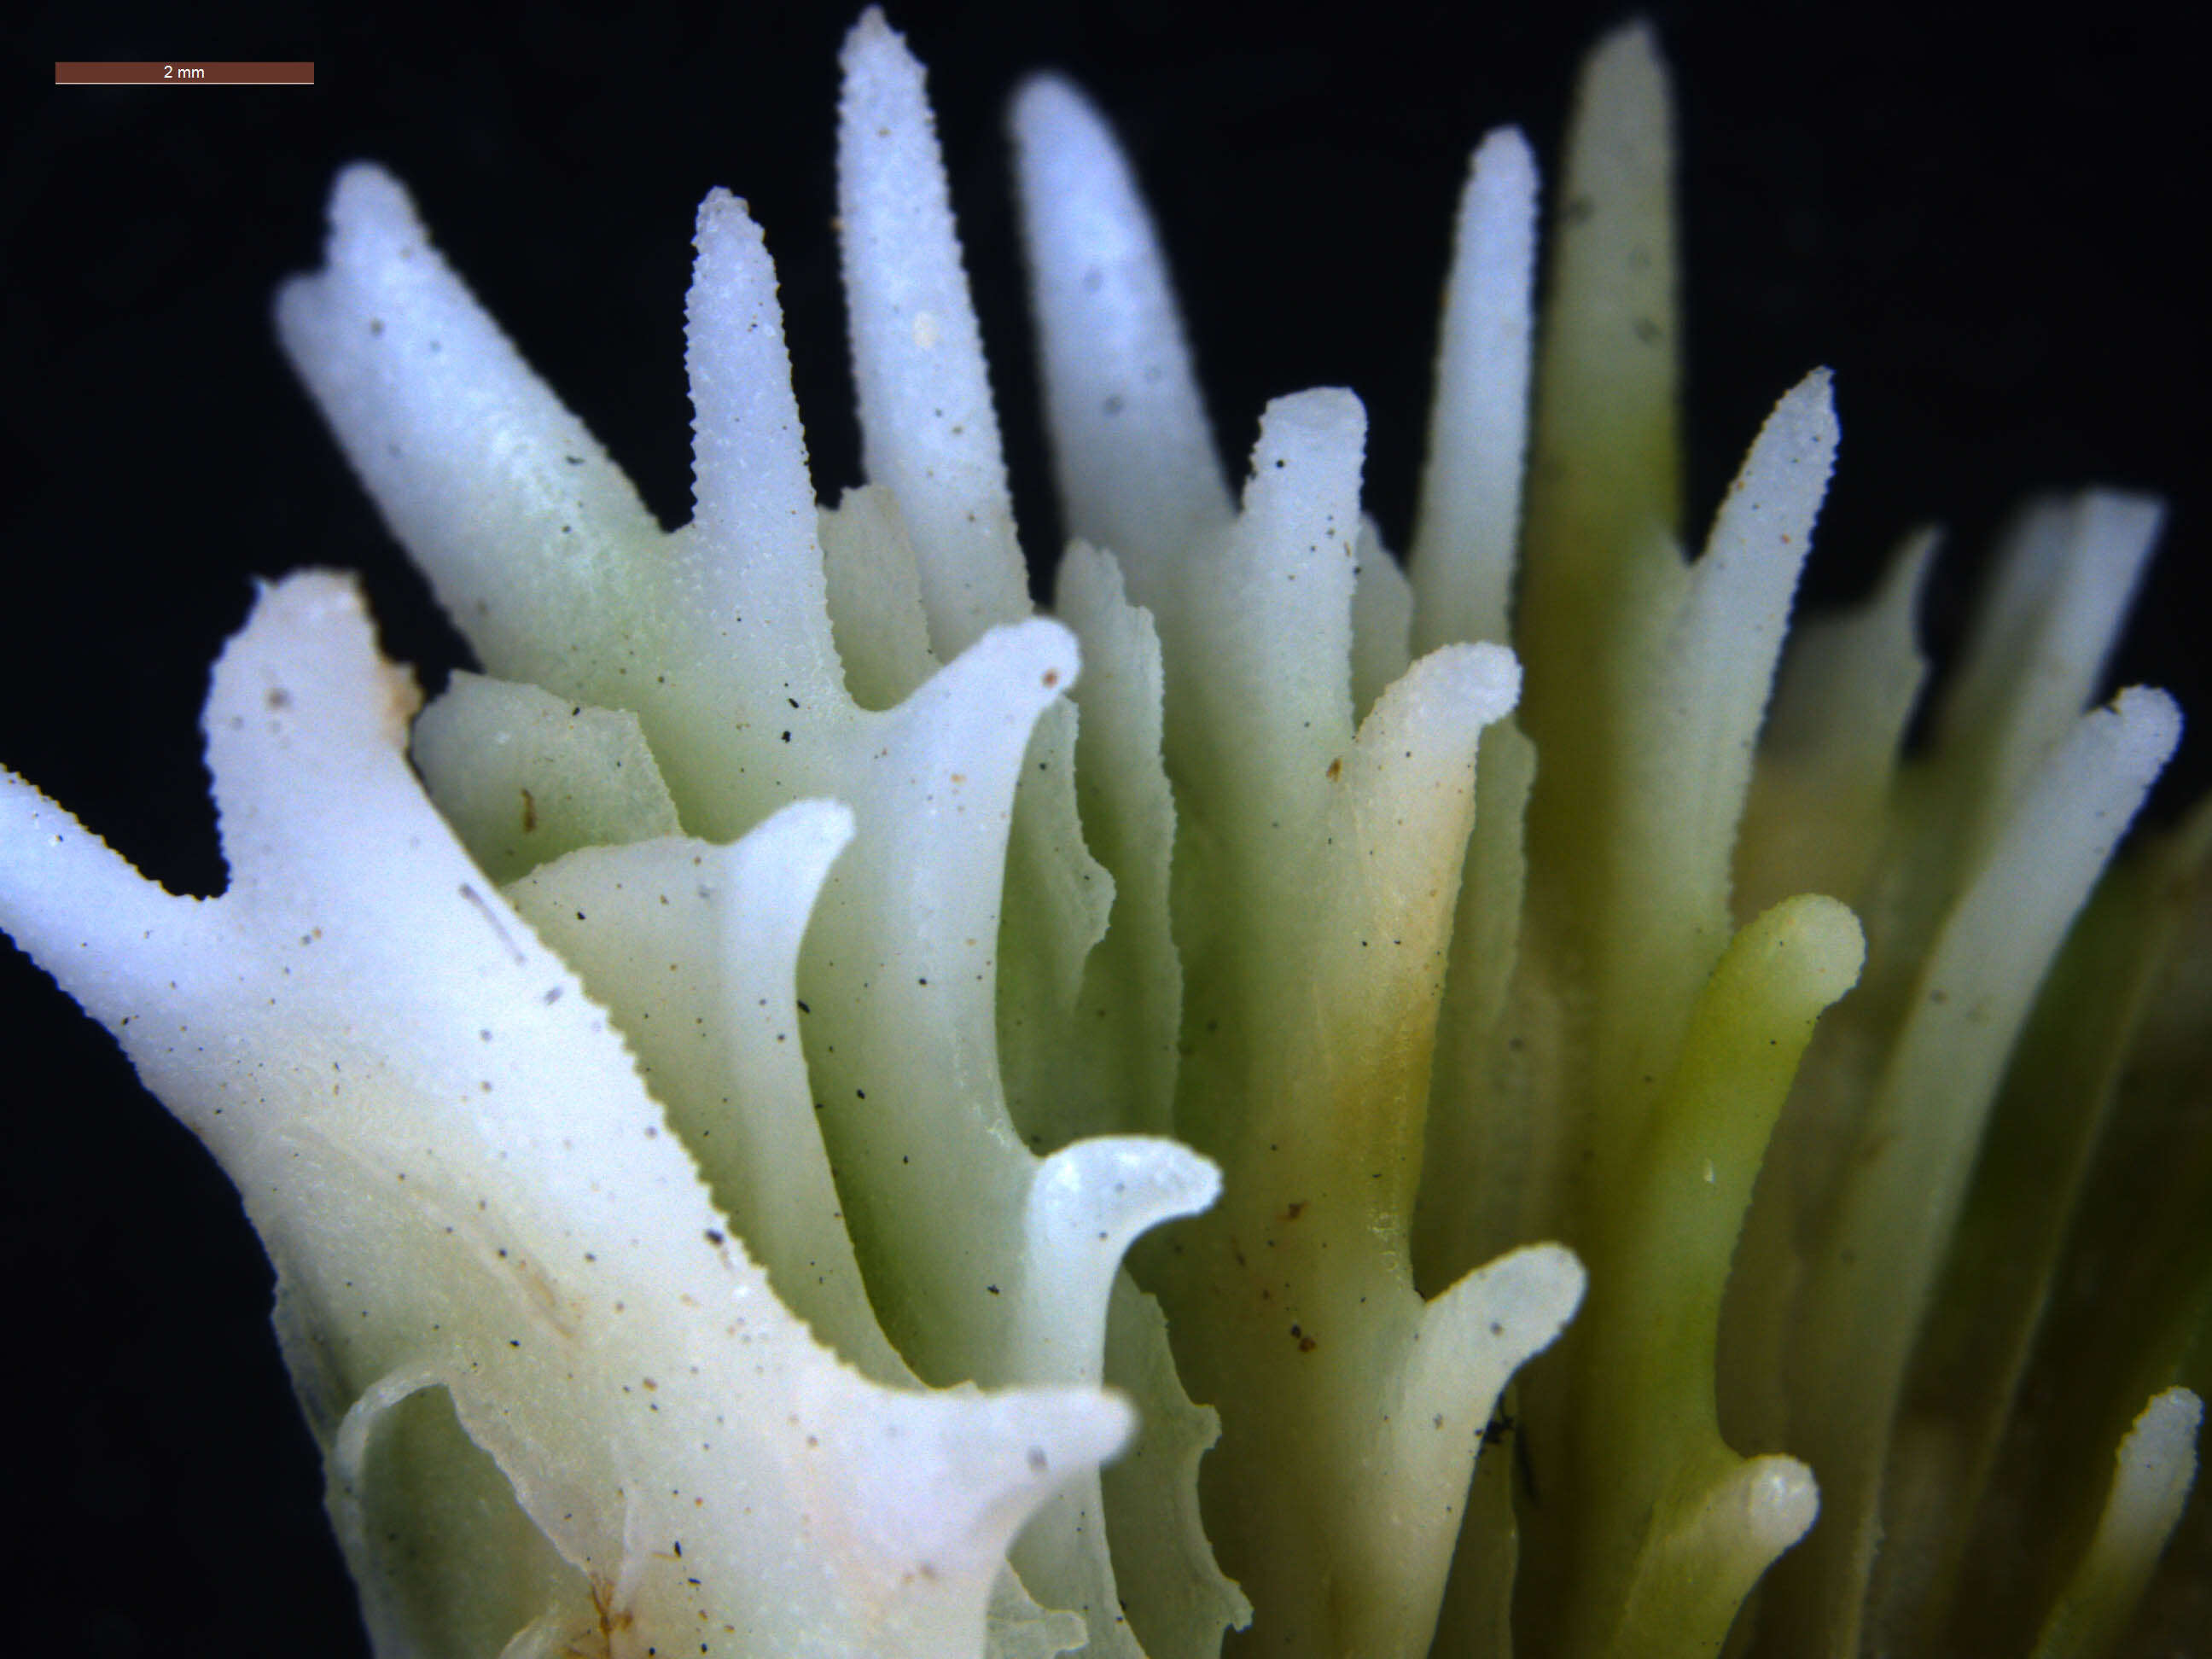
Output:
[{"xmin": 3, "ymin": 3, "xmax": 2202, "ymax": 1653}]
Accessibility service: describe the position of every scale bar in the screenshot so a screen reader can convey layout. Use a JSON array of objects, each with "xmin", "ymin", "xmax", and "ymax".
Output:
[{"xmin": 55, "ymin": 62, "xmax": 316, "ymax": 86}]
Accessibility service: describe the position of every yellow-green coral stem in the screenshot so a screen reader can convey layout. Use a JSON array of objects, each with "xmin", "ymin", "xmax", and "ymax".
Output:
[
  {"xmin": 1516, "ymin": 20, "xmax": 1683, "ymax": 989},
  {"xmin": 1538, "ymin": 894, "xmax": 1861, "ymax": 1657}
]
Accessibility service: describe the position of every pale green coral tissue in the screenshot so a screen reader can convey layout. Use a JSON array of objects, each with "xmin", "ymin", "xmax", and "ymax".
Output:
[{"xmin": 1, "ymin": 9, "xmax": 2205, "ymax": 1658}]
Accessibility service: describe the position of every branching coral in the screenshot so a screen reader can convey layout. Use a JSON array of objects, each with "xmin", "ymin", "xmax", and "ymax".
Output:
[{"xmin": 3, "ymin": 9, "xmax": 2204, "ymax": 1656}]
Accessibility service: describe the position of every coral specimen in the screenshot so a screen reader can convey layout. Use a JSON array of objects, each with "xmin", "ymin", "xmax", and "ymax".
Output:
[{"xmin": 3, "ymin": 7, "xmax": 2203, "ymax": 1656}]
